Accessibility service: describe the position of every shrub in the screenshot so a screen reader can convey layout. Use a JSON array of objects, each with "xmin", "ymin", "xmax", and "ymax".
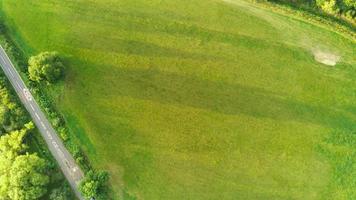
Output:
[
  {"xmin": 58, "ymin": 127, "xmax": 69, "ymax": 141},
  {"xmin": 51, "ymin": 117, "xmax": 61, "ymax": 128}
]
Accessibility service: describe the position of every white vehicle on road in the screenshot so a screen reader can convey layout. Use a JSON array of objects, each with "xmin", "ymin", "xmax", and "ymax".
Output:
[{"xmin": 23, "ymin": 88, "xmax": 32, "ymax": 101}]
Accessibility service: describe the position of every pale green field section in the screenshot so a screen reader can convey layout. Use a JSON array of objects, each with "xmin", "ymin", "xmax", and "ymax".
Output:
[{"xmin": 1, "ymin": 0, "xmax": 355, "ymax": 199}]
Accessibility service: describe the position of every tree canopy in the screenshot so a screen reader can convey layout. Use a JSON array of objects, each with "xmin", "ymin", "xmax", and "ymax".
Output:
[
  {"xmin": 79, "ymin": 170, "xmax": 109, "ymax": 200},
  {"xmin": 49, "ymin": 184, "xmax": 72, "ymax": 200},
  {"xmin": 0, "ymin": 123, "xmax": 49, "ymax": 200},
  {"xmin": 28, "ymin": 52, "xmax": 64, "ymax": 83},
  {"xmin": 269, "ymin": 0, "xmax": 355, "ymax": 21},
  {"xmin": 0, "ymin": 78, "xmax": 27, "ymax": 134},
  {"xmin": 316, "ymin": 0, "xmax": 355, "ymax": 18},
  {"xmin": 7, "ymin": 153, "xmax": 49, "ymax": 200}
]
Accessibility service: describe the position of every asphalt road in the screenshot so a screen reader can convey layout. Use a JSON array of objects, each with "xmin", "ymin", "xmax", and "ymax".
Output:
[{"xmin": 0, "ymin": 46, "xmax": 85, "ymax": 200}]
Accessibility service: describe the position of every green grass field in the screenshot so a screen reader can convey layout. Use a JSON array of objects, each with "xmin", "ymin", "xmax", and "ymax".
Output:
[{"xmin": 1, "ymin": 0, "xmax": 355, "ymax": 199}]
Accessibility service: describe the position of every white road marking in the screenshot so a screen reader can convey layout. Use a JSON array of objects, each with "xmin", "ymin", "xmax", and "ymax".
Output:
[
  {"xmin": 47, "ymin": 131, "xmax": 52, "ymax": 140},
  {"xmin": 23, "ymin": 88, "xmax": 32, "ymax": 101},
  {"xmin": 9, "ymin": 70, "xmax": 14, "ymax": 77},
  {"xmin": 73, "ymin": 166, "xmax": 78, "ymax": 172},
  {"xmin": 3, "ymin": 67, "xmax": 11, "ymax": 76},
  {"xmin": 35, "ymin": 113, "xmax": 40, "ymax": 120},
  {"xmin": 58, "ymin": 150, "xmax": 65, "ymax": 159},
  {"xmin": 52, "ymin": 141, "xmax": 58, "ymax": 149},
  {"xmin": 16, "ymin": 82, "xmax": 21, "ymax": 89},
  {"xmin": 30, "ymin": 104, "xmax": 35, "ymax": 111}
]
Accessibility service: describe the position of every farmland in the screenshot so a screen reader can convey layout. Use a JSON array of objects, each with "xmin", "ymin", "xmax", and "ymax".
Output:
[{"xmin": 1, "ymin": 0, "xmax": 355, "ymax": 199}]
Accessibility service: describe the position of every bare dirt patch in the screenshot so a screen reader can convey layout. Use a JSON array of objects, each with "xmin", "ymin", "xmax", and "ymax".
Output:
[{"xmin": 313, "ymin": 50, "xmax": 340, "ymax": 66}]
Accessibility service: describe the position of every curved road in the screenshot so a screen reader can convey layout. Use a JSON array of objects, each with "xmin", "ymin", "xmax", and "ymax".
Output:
[{"xmin": 0, "ymin": 46, "xmax": 85, "ymax": 200}]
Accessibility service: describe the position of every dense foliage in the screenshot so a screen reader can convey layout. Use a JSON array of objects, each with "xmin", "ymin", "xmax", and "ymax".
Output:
[
  {"xmin": 49, "ymin": 184, "xmax": 72, "ymax": 200},
  {"xmin": 0, "ymin": 123, "xmax": 50, "ymax": 200},
  {"xmin": 0, "ymin": 78, "xmax": 27, "ymax": 133},
  {"xmin": 268, "ymin": 0, "xmax": 356, "ymax": 21},
  {"xmin": 28, "ymin": 52, "xmax": 64, "ymax": 83},
  {"xmin": 79, "ymin": 170, "xmax": 109, "ymax": 200},
  {"xmin": 8, "ymin": 153, "xmax": 49, "ymax": 200},
  {"xmin": 316, "ymin": 0, "xmax": 355, "ymax": 18}
]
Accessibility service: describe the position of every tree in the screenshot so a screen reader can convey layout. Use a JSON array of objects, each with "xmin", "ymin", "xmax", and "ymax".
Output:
[
  {"xmin": 343, "ymin": 0, "xmax": 356, "ymax": 7},
  {"xmin": 316, "ymin": 0, "xmax": 338, "ymax": 14},
  {"xmin": 0, "ymin": 123, "xmax": 49, "ymax": 200},
  {"xmin": 7, "ymin": 153, "xmax": 49, "ymax": 200},
  {"xmin": 80, "ymin": 180, "xmax": 98, "ymax": 199},
  {"xmin": 0, "ymin": 80, "xmax": 27, "ymax": 132},
  {"xmin": 0, "ymin": 127, "xmax": 28, "ymax": 160},
  {"xmin": 28, "ymin": 52, "xmax": 64, "ymax": 83},
  {"xmin": 49, "ymin": 185, "xmax": 72, "ymax": 200},
  {"xmin": 79, "ymin": 170, "xmax": 109, "ymax": 200},
  {"xmin": 0, "ymin": 128, "xmax": 28, "ymax": 200},
  {"xmin": 0, "ymin": 105, "xmax": 11, "ymax": 134}
]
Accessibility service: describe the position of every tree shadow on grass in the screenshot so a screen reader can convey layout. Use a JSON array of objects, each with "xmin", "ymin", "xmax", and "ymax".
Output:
[
  {"xmin": 70, "ymin": 37, "xmax": 225, "ymax": 62},
  {"xmin": 89, "ymin": 66, "xmax": 355, "ymax": 131}
]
